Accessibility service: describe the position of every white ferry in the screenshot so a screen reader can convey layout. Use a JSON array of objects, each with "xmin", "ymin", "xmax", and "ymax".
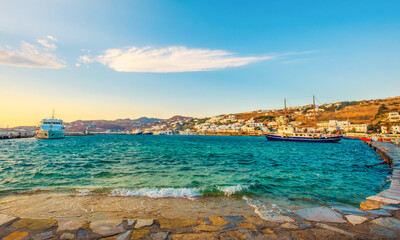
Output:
[{"xmin": 36, "ymin": 111, "xmax": 65, "ymax": 139}]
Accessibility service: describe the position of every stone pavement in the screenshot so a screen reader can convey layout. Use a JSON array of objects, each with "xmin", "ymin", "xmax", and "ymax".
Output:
[{"xmin": 0, "ymin": 208, "xmax": 399, "ymax": 239}]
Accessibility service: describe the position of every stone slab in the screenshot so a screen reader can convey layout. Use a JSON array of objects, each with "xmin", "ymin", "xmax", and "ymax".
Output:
[
  {"xmin": 223, "ymin": 215, "xmax": 245, "ymax": 223},
  {"xmin": 90, "ymin": 220, "xmax": 124, "ymax": 236},
  {"xmin": 372, "ymin": 217, "xmax": 400, "ymax": 232},
  {"xmin": 0, "ymin": 214, "xmax": 18, "ymax": 227},
  {"xmin": 32, "ymin": 231, "xmax": 55, "ymax": 240},
  {"xmin": 2, "ymin": 231, "xmax": 29, "ymax": 240},
  {"xmin": 60, "ymin": 233, "xmax": 75, "ymax": 240},
  {"xmin": 116, "ymin": 230, "xmax": 131, "ymax": 240},
  {"xmin": 294, "ymin": 207, "xmax": 346, "ymax": 223},
  {"xmin": 239, "ymin": 222, "xmax": 256, "ymax": 229},
  {"xmin": 58, "ymin": 219, "xmax": 86, "ymax": 231},
  {"xmin": 159, "ymin": 218, "xmax": 200, "ymax": 229},
  {"xmin": 299, "ymin": 223, "xmax": 312, "ymax": 228},
  {"xmin": 369, "ymin": 225, "xmax": 398, "ymax": 239},
  {"xmin": 150, "ymin": 232, "xmax": 169, "ymax": 240},
  {"xmin": 135, "ymin": 219, "xmax": 153, "ymax": 228},
  {"xmin": 281, "ymin": 223, "xmax": 298, "ymax": 229},
  {"xmin": 127, "ymin": 219, "xmax": 135, "ymax": 226},
  {"xmin": 208, "ymin": 216, "xmax": 228, "ymax": 226},
  {"xmin": 11, "ymin": 218, "xmax": 58, "ymax": 230},
  {"xmin": 171, "ymin": 232, "xmax": 218, "ymax": 240},
  {"xmin": 360, "ymin": 201, "xmax": 380, "ymax": 210},
  {"xmin": 368, "ymin": 209, "xmax": 392, "ymax": 216},
  {"xmin": 331, "ymin": 205, "xmax": 367, "ymax": 216},
  {"xmin": 367, "ymin": 195, "xmax": 400, "ymax": 205},
  {"xmin": 344, "ymin": 215, "xmax": 368, "ymax": 225},
  {"xmin": 316, "ymin": 223, "xmax": 354, "ymax": 236},
  {"xmin": 197, "ymin": 224, "xmax": 221, "ymax": 232},
  {"xmin": 381, "ymin": 205, "xmax": 400, "ymax": 211},
  {"xmin": 131, "ymin": 229, "xmax": 150, "ymax": 239},
  {"xmin": 76, "ymin": 229, "xmax": 88, "ymax": 238},
  {"xmin": 380, "ymin": 191, "xmax": 400, "ymax": 201}
]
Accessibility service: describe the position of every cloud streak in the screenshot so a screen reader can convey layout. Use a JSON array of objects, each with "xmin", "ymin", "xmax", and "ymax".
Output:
[
  {"xmin": 88, "ymin": 46, "xmax": 274, "ymax": 73},
  {"xmin": 0, "ymin": 36, "xmax": 65, "ymax": 69}
]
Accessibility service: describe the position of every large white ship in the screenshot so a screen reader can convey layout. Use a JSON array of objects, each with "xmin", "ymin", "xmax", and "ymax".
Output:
[{"xmin": 36, "ymin": 111, "xmax": 65, "ymax": 139}]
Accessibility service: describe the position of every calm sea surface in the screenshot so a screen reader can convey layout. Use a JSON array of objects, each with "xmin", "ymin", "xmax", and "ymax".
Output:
[{"xmin": 0, "ymin": 135, "xmax": 390, "ymax": 208}]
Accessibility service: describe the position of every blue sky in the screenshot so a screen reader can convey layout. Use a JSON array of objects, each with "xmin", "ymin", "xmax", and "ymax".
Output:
[{"xmin": 1, "ymin": 0, "xmax": 400, "ymax": 126}]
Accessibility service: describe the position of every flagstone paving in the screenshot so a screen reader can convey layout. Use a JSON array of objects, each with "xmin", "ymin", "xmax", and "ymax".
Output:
[{"xmin": 0, "ymin": 211, "xmax": 398, "ymax": 239}]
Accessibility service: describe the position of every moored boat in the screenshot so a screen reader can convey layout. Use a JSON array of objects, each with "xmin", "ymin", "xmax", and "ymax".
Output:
[
  {"xmin": 266, "ymin": 96, "xmax": 342, "ymax": 143},
  {"xmin": 36, "ymin": 110, "xmax": 65, "ymax": 139},
  {"xmin": 360, "ymin": 137, "xmax": 372, "ymax": 142}
]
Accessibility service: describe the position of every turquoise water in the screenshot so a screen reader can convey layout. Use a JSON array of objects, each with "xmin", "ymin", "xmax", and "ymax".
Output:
[{"xmin": 0, "ymin": 135, "xmax": 390, "ymax": 207}]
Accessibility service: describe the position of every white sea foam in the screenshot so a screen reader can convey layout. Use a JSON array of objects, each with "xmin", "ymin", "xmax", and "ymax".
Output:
[
  {"xmin": 243, "ymin": 196, "xmax": 294, "ymax": 222},
  {"xmin": 76, "ymin": 189, "xmax": 91, "ymax": 196},
  {"xmin": 109, "ymin": 188, "xmax": 202, "ymax": 199},
  {"xmin": 217, "ymin": 184, "xmax": 246, "ymax": 196}
]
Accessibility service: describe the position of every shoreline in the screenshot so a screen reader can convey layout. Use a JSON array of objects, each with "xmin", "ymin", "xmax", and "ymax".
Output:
[{"xmin": 0, "ymin": 192, "xmax": 399, "ymax": 239}]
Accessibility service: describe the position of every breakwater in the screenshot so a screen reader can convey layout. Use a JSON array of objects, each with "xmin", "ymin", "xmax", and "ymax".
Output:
[{"xmin": 361, "ymin": 141, "xmax": 400, "ymax": 211}]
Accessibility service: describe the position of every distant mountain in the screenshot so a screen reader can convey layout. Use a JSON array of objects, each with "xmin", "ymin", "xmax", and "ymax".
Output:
[
  {"xmin": 64, "ymin": 117, "xmax": 163, "ymax": 132},
  {"xmin": 168, "ymin": 115, "xmax": 193, "ymax": 122},
  {"xmin": 134, "ymin": 117, "xmax": 162, "ymax": 125}
]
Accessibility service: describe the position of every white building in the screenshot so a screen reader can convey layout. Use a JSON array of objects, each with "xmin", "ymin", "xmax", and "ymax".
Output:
[
  {"xmin": 388, "ymin": 112, "xmax": 400, "ymax": 122},
  {"xmin": 382, "ymin": 125, "xmax": 400, "ymax": 134}
]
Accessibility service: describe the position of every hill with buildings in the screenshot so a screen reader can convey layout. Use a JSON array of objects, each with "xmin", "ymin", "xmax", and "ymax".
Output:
[{"xmin": 3, "ymin": 96, "xmax": 400, "ymax": 135}]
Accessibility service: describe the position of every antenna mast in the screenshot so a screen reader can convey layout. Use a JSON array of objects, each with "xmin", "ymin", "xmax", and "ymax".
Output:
[
  {"xmin": 313, "ymin": 95, "xmax": 317, "ymax": 132},
  {"xmin": 284, "ymin": 98, "xmax": 287, "ymax": 126}
]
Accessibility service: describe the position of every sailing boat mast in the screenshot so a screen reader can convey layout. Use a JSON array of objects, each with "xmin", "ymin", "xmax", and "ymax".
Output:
[
  {"xmin": 284, "ymin": 98, "xmax": 287, "ymax": 126},
  {"xmin": 52, "ymin": 109, "xmax": 55, "ymax": 119},
  {"xmin": 313, "ymin": 95, "xmax": 317, "ymax": 132}
]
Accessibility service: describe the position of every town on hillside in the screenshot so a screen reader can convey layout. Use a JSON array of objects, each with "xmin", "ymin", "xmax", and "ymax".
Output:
[{"xmin": 1, "ymin": 96, "xmax": 400, "ymax": 138}]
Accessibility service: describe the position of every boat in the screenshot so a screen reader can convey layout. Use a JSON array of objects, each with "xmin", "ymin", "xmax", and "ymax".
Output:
[
  {"xmin": 265, "ymin": 96, "xmax": 342, "ymax": 143},
  {"xmin": 142, "ymin": 129, "xmax": 153, "ymax": 135},
  {"xmin": 36, "ymin": 110, "xmax": 65, "ymax": 139},
  {"xmin": 360, "ymin": 137, "xmax": 372, "ymax": 142},
  {"xmin": 131, "ymin": 129, "xmax": 143, "ymax": 135}
]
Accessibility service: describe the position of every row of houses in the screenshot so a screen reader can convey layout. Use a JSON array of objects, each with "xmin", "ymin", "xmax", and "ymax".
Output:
[
  {"xmin": 316, "ymin": 120, "xmax": 368, "ymax": 133},
  {"xmin": 381, "ymin": 125, "xmax": 400, "ymax": 134},
  {"xmin": 195, "ymin": 120, "xmax": 269, "ymax": 133}
]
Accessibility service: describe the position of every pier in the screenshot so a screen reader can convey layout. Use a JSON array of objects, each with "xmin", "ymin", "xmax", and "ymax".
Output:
[{"xmin": 362, "ymin": 141, "xmax": 400, "ymax": 209}]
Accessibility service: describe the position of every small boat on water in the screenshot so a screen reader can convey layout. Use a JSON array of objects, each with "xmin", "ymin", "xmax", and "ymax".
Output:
[
  {"xmin": 360, "ymin": 137, "xmax": 372, "ymax": 142},
  {"xmin": 266, "ymin": 96, "xmax": 342, "ymax": 143},
  {"xmin": 36, "ymin": 110, "xmax": 65, "ymax": 139}
]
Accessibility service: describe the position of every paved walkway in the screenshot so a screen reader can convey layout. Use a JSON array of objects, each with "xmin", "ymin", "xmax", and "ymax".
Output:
[{"xmin": 364, "ymin": 142, "xmax": 400, "ymax": 208}]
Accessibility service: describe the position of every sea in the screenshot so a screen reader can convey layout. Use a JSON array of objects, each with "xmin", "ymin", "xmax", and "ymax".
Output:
[{"xmin": 0, "ymin": 135, "xmax": 391, "ymax": 218}]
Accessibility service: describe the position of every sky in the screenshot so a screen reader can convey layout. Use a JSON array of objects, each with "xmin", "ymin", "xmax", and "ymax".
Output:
[{"xmin": 1, "ymin": 0, "xmax": 400, "ymax": 127}]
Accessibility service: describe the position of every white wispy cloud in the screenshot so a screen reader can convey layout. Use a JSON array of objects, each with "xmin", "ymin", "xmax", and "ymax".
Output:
[
  {"xmin": 75, "ymin": 54, "xmax": 93, "ymax": 67},
  {"xmin": 89, "ymin": 46, "xmax": 274, "ymax": 73},
  {"xmin": 0, "ymin": 37, "xmax": 65, "ymax": 69}
]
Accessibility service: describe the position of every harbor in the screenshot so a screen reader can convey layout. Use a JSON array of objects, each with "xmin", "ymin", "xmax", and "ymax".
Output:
[{"xmin": 1, "ymin": 1, "xmax": 400, "ymax": 239}]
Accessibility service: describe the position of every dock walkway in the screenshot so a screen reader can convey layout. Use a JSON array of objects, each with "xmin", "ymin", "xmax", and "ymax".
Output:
[{"xmin": 363, "ymin": 141, "xmax": 400, "ymax": 208}]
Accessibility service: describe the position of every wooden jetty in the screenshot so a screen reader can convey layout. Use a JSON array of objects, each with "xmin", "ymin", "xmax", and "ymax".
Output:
[{"xmin": 361, "ymin": 141, "xmax": 400, "ymax": 209}]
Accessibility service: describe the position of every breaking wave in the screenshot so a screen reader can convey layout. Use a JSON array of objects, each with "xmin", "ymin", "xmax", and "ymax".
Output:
[
  {"xmin": 107, "ymin": 185, "xmax": 249, "ymax": 199},
  {"xmin": 110, "ymin": 188, "xmax": 202, "ymax": 198}
]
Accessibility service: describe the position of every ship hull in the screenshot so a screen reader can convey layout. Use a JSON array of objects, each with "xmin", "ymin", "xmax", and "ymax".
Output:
[
  {"xmin": 36, "ymin": 130, "xmax": 65, "ymax": 139},
  {"xmin": 266, "ymin": 134, "xmax": 342, "ymax": 143}
]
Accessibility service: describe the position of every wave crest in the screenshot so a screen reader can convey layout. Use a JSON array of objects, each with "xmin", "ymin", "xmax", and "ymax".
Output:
[{"xmin": 110, "ymin": 188, "xmax": 201, "ymax": 199}]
